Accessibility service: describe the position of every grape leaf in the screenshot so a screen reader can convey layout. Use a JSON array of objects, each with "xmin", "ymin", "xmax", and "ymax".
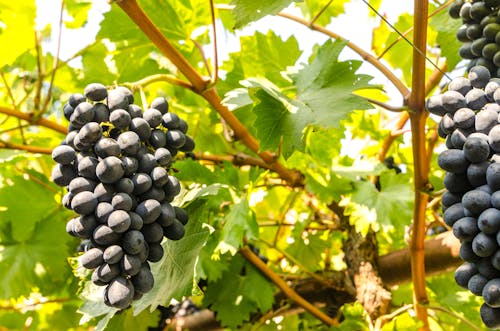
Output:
[
  {"xmin": 248, "ymin": 40, "xmax": 376, "ymax": 159},
  {"xmin": 298, "ymin": 0, "xmax": 349, "ymax": 26},
  {"xmin": 0, "ymin": 210, "xmax": 74, "ymax": 299},
  {"xmin": 202, "ymin": 255, "xmax": 274, "ymax": 328},
  {"xmin": 429, "ymin": 5, "xmax": 462, "ymax": 71},
  {"xmin": 0, "ymin": 1, "xmax": 35, "ymax": 67},
  {"xmin": 64, "ymin": 0, "xmax": 92, "ymax": 29},
  {"xmin": 347, "ymin": 171, "xmax": 413, "ymax": 233},
  {"xmin": 248, "ymin": 79, "xmax": 312, "ymax": 159},
  {"xmin": 285, "ymin": 232, "xmax": 330, "ymax": 271},
  {"xmin": 294, "ymin": 40, "xmax": 375, "ymax": 125},
  {"xmin": 230, "ymin": 0, "xmax": 296, "ymax": 29},
  {"xmin": 132, "ymin": 199, "xmax": 211, "ymax": 314},
  {"xmin": 221, "ymin": 31, "xmax": 301, "ymax": 90},
  {"xmin": 215, "ymin": 199, "xmax": 258, "ymax": 255},
  {"xmin": 0, "ymin": 174, "xmax": 63, "ymax": 242}
]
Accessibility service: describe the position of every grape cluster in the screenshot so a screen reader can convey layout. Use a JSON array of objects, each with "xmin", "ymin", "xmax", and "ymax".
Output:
[
  {"xmin": 50, "ymin": 83, "xmax": 194, "ymax": 309},
  {"xmin": 449, "ymin": 0, "xmax": 500, "ymax": 76},
  {"xmin": 427, "ymin": 65, "xmax": 500, "ymax": 328}
]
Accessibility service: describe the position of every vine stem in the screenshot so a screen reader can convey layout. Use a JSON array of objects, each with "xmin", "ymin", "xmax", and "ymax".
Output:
[
  {"xmin": 0, "ymin": 141, "xmax": 53, "ymax": 154},
  {"xmin": 408, "ymin": 0, "xmax": 430, "ymax": 329},
  {"xmin": 0, "ymin": 106, "xmax": 68, "ymax": 134},
  {"xmin": 115, "ymin": 0, "xmax": 304, "ymax": 187},
  {"xmin": 239, "ymin": 246, "xmax": 338, "ymax": 326}
]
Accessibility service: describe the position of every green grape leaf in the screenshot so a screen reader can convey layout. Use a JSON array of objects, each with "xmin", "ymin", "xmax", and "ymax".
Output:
[
  {"xmin": 347, "ymin": 171, "xmax": 413, "ymax": 234},
  {"xmin": 372, "ymin": 14, "xmax": 413, "ymax": 85},
  {"xmin": 81, "ymin": 43, "xmax": 113, "ymax": 85},
  {"xmin": 202, "ymin": 255, "xmax": 274, "ymax": 328},
  {"xmin": 132, "ymin": 199, "xmax": 211, "ymax": 313},
  {"xmin": 298, "ymin": 0, "xmax": 349, "ymax": 26},
  {"xmin": 221, "ymin": 31, "xmax": 301, "ymax": 89},
  {"xmin": 230, "ymin": 0, "xmax": 296, "ymax": 29},
  {"xmin": 249, "ymin": 79, "xmax": 312, "ymax": 159},
  {"xmin": 285, "ymin": 232, "xmax": 330, "ymax": 271},
  {"xmin": 0, "ymin": 1, "xmax": 35, "ymax": 67},
  {"xmin": 0, "ymin": 210, "xmax": 74, "ymax": 299},
  {"xmin": 246, "ymin": 40, "xmax": 376, "ymax": 159},
  {"xmin": 104, "ymin": 308, "xmax": 159, "ymax": 331},
  {"xmin": 429, "ymin": 6, "xmax": 462, "ymax": 71},
  {"xmin": 215, "ymin": 199, "xmax": 258, "ymax": 255},
  {"xmin": 0, "ymin": 175, "xmax": 62, "ymax": 242},
  {"xmin": 294, "ymin": 40, "xmax": 375, "ymax": 125},
  {"xmin": 64, "ymin": 0, "xmax": 92, "ymax": 29}
]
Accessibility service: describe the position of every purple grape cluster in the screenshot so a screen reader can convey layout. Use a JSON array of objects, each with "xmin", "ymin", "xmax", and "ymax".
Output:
[
  {"xmin": 50, "ymin": 83, "xmax": 194, "ymax": 309},
  {"xmin": 427, "ymin": 65, "xmax": 500, "ymax": 328},
  {"xmin": 448, "ymin": 0, "xmax": 500, "ymax": 76}
]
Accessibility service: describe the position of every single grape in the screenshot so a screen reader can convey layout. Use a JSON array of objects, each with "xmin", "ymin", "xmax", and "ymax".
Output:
[
  {"xmin": 84, "ymin": 83, "xmax": 108, "ymax": 101},
  {"xmin": 103, "ymin": 245, "xmax": 124, "ymax": 264},
  {"xmin": 111, "ymin": 193, "xmax": 133, "ymax": 211},
  {"xmin": 469, "ymin": 273, "xmax": 489, "ymax": 295},
  {"xmin": 438, "ymin": 149, "xmax": 470, "ymax": 173},
  {"xmin": 455, "ymin": 262, "xmax": 479, "ymax": 289},
  {"xmin": 96, "ymin": 156, "xmax": 125, "ymax": 184},
  {"xmin": 107, "ymin": 88, "xmax": 130, "ymax": 111},
  {"xmin": 117, "ymin": 131, "xmax": 141, "ymax": 156},
  {"xmin": 52, "ymin": 145, "xmax": 76, "ymax": 165},
  {"xmin": 131, "ymin": 173, "xmax": 153, "ymax": 195},
  {"xmin": 80, "ymin": 247, "xmax": 104, "ymax": 269},
  {"xmin": 135, "ymin": 199, "xmax": 161, "ymax": 224},
  {"xmin": 106, "ymin": 276, "xmax": 134, "ymax": 309},
  {"xmin": 131, "ymin": 264, "xmax": 154, "ymax": 294},
  {"xmin": 93, "ymin": 224, "xmax": 121, "ymax": 246},
  {"xmin": 141, "ymin": 222, "xmax": 164, "ymax": 243},
  {"xmin": 473, "ymin": 232, "xmax": 499, "ymax": 257},
  {"xmin": 129, "ymin": 117, "xmax": 152, "ymax": 141},
  {"xmin": 93, "ymin": 183, "xmax": 116, "ymax": 203},
  {"xmin": 163, "ymin": 219, "xmax": 185, "ymax": 241},
  {"xmin": 110, "ymin": 108, "xmax": 131, "ymax": 130},
  {"xmin": 469, "ymin": 65, "xmax": 492, "ymax": 88},
  {"xmin": 174, "ymin": 206, "xmax": 189, "ymax": 225},
  {"xmin": 483, "ymin": 278, "xmax": 500, "ymax": 308},
  {"xmin": 51, "ymin": 163, "xmax": 77, "ymax": 187},
  {"xmin": 94, "ymin": 263, "xmax": 121, "ymax": 283},
  {"xmin": 150, "ymin": 97, "xmax": 169, "ymax": 114},
  {"xmin": 462, "ymin": 189, "xmax": 492, "ymax": 214},
  {"xmin": 77, "ymin": 156, "xmax": 99, "ymax": 180},
  {"xmin": 147, "ymin": 243, "xmax": 164, "ymax": 262},
  {"xmin": 121, "ymin": 254, "xmax": 142, "ymax": 276},
  {"xmin": 452, "ymin": 216, "xmax": 480, "ymax": 241},
  {"xmin": 122, "ymin": 230, "xmax": 146, "ymax": 255},
  {"xmin": 114, "ymin": 177, "xmax": 134, "ymax": 195},
  {"xmin": 479, "ymin": 208, "xmax": 500, "ymax": 234},
  {"xmin": 71, "ymin": 191, "xmax": 98, "ymax": 215},
  {"xmin": 107, "ymin": 210, "xmax": 131, "ymax": 233},
  {"xmin": 94, "ymin": 138, "xmax": 121, "ymax": 158},
  {"xmin": 480, "ymin": 303, "xmax": 500, "ymax": 329}
]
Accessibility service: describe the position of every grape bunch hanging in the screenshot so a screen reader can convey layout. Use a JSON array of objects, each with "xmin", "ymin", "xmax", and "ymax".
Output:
[
  {"xmin": 427, "ymin": 65, "xmax": 500, "ymax": 328},
  {"xmin": 50, "ymin": 83, "xmax": 194, "ymax": 309},
  {"xmin": 448, "ymin": 0, "xmax": 500, "ymax": 76}
]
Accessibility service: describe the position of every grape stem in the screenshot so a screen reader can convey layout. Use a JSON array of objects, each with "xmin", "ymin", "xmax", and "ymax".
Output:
[
  {"xmin": 239, "ymin": 246, "xmax": 339, "ymax": 326},
  {"xmin": 121, "ymin": 74, "xmax": 194, "ymax": 92},
  {"xmin": 0, "ymin": 106, "xmax": 68, "ymax": 134},
  {"xmin": 115, "ymin": 0, "xmax": 304, "ymax": 187},
  {"xmin": 0, "ymin": 140, "xmax": 53, "ymax": 154},
  {"xmin": 407, "ymin": 0, "xmax": 430, "ymax": 329}
]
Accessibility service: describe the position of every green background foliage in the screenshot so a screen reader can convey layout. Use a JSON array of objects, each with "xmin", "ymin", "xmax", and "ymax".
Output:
[{"xmin": 0, "ymin": 0, "xmax": 486, "ymax": 330}]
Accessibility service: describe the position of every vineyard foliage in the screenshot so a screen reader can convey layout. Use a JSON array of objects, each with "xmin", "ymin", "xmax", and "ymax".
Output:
[{"xmin": 0, "ymin": 0, "xmax": 488, "ymax": 330}]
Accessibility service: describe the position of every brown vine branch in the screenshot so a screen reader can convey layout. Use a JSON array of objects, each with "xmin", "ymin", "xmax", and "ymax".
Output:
[
  {"xmin": 193, "ymin": 151, "xmax": 275, "ymax": 171},
  {"xmin": 115, "ymin": 0, "xmax": 304, "ymax": 187},
  {"xmin": 0, "ymin": 106, "xmax": 68, "ymax": 134},
  {"xmin": 0, "ymin": 140, "xmax": 53, "ymax": 154},
  {"xmin": 408, "ymin": 0, "xmax": 430, "ymax": 329},
  {"xmin": 239, "ymin": 246, "xmax": 339, "ymax": 326},
  {"xmin": 208, "ymin": 0, "xmax": 219, "ymax": 84},
  {"xmin": 363, "ymin": 96, "xmax": 408, "ymax": 113},
  {"xmin": 122, "ymin": 74, "xmax": 194, "ymax": 92}
]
